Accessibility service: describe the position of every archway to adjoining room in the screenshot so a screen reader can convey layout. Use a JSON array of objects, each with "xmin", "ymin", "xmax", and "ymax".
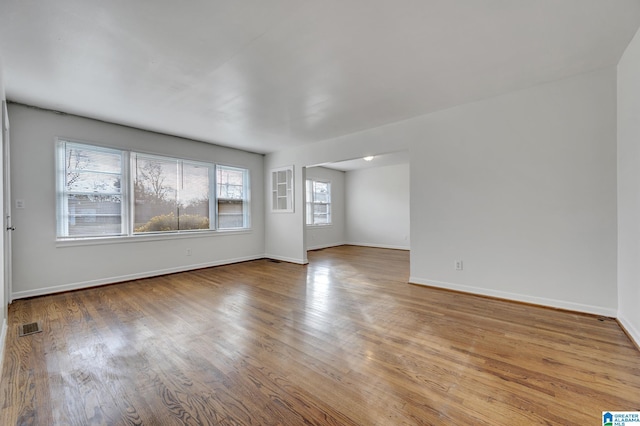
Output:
[{"xmin": 303, "ymin": 150, "xmax": 410, "ymax": 255}]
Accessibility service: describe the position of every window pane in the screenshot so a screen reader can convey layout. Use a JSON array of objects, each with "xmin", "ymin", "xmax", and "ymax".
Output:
[
  {"xmin": 217, "ymin": 168, "xmax": 244, "ymax": 199},
  {"xmin": 69, "ymin": 194, "xmax": 121, "ymax": 216},
  {"xmin": 217, "ymin": 166, "xmax": 248, "ymax": 229},
  {"xmin": 272, "ymin": 167, "xmax": 293, "ymax": 212},
  {"xmin": 66, "ymin": 194, "xmax": 122, "ymax": 236},
  {"xmin": 306, "ymin": 179, "xmax": 331, "ymax": 225},
  {"xmin": 277, "ymin": 170, "xmax": 287, "ymax": 184},
  {"xmin": 277, "ymin": 197, "xmax": 288, "ymax": 210},
  {"xmin": 133, "ymin": 155, "xmax": 212, "ymax": 233},
  {"xmin": 314, "ymin": 204, "xmax": 329, "ymax": 215},
  {"xmin": 133, "ymin": 155, "xmax": 179, "ymax": 233},
  {"xmin": 179, "ymin": 163, "xmax": 210, "ymax": 230},
  {"xmin": 66, "ymin": 146, "xmax": 121, "ymax": 174},
  {"xmin": 67, "ymin": 172, "xmax": 121, "ymax": 194},
  {"xmin": 67, "ymin": 215, "xmax": 122, "ymax": 236},
  {"xmin": 218, "ymin": 200, "xmax": 244, "ymax": 228},
  {"xmin": 306, "ymin": 180, "xmax": 313, "ymax": 225},
  {"xmin": 313, "ymin": 182, "xmax": 329, "ymax": 203},
  {"xmin": 58, "ymin": 142, "xmax": 124, "ymax": 238}
]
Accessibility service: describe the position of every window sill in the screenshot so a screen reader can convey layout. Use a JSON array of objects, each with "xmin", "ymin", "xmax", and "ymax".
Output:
[
  {"xmin": 56, "ymin": 229, "xmax": 252, "ymax": 248},
  {"xmin": 306, "ymin": 224, "xmax": 333, "ymax": 228}
]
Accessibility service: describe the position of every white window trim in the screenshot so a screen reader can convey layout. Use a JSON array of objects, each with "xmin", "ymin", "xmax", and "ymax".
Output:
[
  {"xmin": 130, "ymin": 151, "xmax": 218, "ymax": 233},
  {"xmin": 216, "ymin": 164, "xmax": 251, "ymax": 230},
  {"xmin": 306, "ymin": 178, "xmax": 332, "ymax": 226},
  {"xmin": 271, "ymin": 165, "xmax": 294, "ymax": 213},
  {"xmin": 56, "ymin": 139, "xmax": 129, "ymax": 238}
]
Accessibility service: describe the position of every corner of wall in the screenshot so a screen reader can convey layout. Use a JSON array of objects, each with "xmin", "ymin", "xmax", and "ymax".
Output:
[
  {"xmin": 616, "ymin": 23, "xmax": 640, "ymax": 352},
  {"xmin": 617, "ymin": 316, "xmax": 640, "ymax": 349}
]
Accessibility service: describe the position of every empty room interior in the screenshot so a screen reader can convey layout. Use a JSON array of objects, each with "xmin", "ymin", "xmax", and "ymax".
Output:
[{"xmin": 1, "ymin": 1, "xmax": 640, "ymax": 424}]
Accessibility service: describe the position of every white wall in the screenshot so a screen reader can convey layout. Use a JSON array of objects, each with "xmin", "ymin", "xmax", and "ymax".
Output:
[
  {"xmin": 410, "ymin": 68, "xmax": 617, "ymax": 316},
  {"xmin": 305, "ymin": 166, "xmax": 345, "ymax": 250},
  {"xmin": 617, "ymin": 27, "xmax": 640, "ymax": 346},
  {"xmin": 264, "ymin": 160, "xmax": 306, "ymax": 264},
  {"xmin": 265, "ymin": 67, "xmax": 618, "ymax": 316},
  {"xmin": 0, "ymin": 60, "xmax": 7, "ymax": 364},
  {"xmin": 9, "ymin": 104, "xmax": 265, "ymax": 299},
  {"xmin": 346, "ymin": 164, "xmax": 410, "ymax": 250}
]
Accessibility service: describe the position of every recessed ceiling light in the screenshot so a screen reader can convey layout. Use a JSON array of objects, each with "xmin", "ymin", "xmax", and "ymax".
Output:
[{"xmin": 363, "ymin": 156, "xmax": 374, "ymax": 161}]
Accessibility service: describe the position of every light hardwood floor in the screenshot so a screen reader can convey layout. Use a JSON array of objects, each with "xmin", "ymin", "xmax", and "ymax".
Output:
[{"xmin": 1, "ymin": 246, "xmax": 639, "ymax": 425}]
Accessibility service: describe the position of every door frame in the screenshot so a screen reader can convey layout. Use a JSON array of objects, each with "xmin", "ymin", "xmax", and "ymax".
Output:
[{"xmin": 2, "ymin": 100, "xmax": 11, "ymax": 314}]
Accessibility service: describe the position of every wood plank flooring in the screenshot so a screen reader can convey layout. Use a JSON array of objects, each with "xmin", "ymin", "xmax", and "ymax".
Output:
[{"xmin": 1, "ymin": 245, "xmax": 639, "ymax": 425}]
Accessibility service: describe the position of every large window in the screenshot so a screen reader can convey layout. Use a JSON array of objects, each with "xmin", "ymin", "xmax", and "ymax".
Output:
[
  {"xmin": 133, "ymin": 153, "xmax": 212, "ymax": 233},
  {"xmin": 56, "ymin": 140, "xmax": 250, "ymax": 239},
  {"xmin": 306, "ymin": 179, "xmax": 331, "ymax": 225}
]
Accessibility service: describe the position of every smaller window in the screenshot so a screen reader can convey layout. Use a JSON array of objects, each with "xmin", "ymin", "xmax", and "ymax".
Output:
[
  {"xmin": 306, "ymin": 179, "xmax": 331, "ymax": 225},
  {"xmin": 271, "ymin": 166, "xmax": 294, "ymax": 212},
  {"xmin": 217, "ymin": 165, "xmax": 250, "ymax": 229},
  {"xmin": 56, "ymin": 141, "xmax": 126, "ymax": 238}
]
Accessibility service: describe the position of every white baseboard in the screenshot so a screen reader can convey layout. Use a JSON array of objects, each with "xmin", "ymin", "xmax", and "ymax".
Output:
[
  {"xmin": 617, "ymin": 315, "xmax": 640, "ymax": 349},
  {"xmin": 346, "ymin": 242, "xmax": 410, "ymax": 251},
  {"xmin": 11, "ymin": 255, "xmax": 264, "ymax": 300},
  {"xmin": 306, "ymin": 242, "xmax": 345, "ymax": 251},
  {"xmin": 264, "ymin": 254, "xmax": 308, "ymax": 265},
  {"xmin": 409, "ymin": 277, "xmax": 617, "ymax": 317}
]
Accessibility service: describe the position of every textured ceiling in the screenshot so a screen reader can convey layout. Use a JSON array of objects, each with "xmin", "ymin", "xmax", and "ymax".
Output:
[{"xmin": 1, "ymin": 0, "xmax": 640, "ymax": 154}]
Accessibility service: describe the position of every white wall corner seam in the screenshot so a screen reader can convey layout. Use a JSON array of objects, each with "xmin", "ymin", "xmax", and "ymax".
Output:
[{"xmin": 617, "ymin": 314, "xmax": 640, "ymax": 349}]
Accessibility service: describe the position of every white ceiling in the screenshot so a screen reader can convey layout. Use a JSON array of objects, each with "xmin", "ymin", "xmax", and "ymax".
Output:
[
  {"xmin": 1, "ymin": 1, "xmax": 640, "ymax": 154},
  {"xmin": 316, "ymin": 151, "xmax": 411, "ymax": 172}
]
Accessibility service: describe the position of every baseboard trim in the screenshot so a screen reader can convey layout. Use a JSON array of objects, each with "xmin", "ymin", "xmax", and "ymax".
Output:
[
  {"xmin": 346, "ymin": 242, "xmax": 410, "ymax": 251},
  {"xmin": 617, "ymin": 315, "xmax": 640, "ymax": 351},
  {"xmin": 264, "ymin": 254, "xmax": 308, "ymax": 265},
  {"xmin": 409, "ymin": 277, "xmax": 617, "ymax": 317},
  {"xmin": 11, "ymin": 255, "xmax": 264, "ymax": 300},
  {"xmin": 306, "ymin": 242, "xmax": 345, "ymax": 251}
]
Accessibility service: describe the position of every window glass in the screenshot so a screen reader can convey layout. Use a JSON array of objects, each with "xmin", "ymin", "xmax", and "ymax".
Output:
[
  {"xmin": 217, "ymin": 166, "xmax": 249, "ymax": 229},
  {"xmin": 58, "ymin": 142, "xmax": 124, "ymax": 237},
  {"xmin": 306, "ymin": 179, "xmax": 331, "ymax": 225},
  {"xmin": 133, "ymin": 154, "xmax": 212, "ymax": 233},
  {"xmin": 56, "ymin": 140, "xmax": 251, "ymax": 239}
]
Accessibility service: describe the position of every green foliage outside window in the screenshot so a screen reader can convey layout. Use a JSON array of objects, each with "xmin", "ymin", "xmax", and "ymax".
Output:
[{"xmin": 134, "ymin": 212, "xmax": 209, "ymax": 233}]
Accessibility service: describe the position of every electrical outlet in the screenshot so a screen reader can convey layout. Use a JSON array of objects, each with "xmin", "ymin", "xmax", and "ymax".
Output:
[
  {"xmin": 186, "ymin": 248, "xmax": 192, "ymax": 256},
  {"xmin": 455, "ymin": 260, "xmax": 463, "ymax": 271}
]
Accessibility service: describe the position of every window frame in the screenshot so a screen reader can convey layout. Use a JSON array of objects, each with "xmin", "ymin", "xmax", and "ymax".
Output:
[
  {"xmin": 130, "ymin": 151, "xmax": 217, "ymax": 234},
  {"xmin": 271, "ymin": 166, "xmax": 294, "ymax": 213},
  {"xmin": 306, "ymin": 178, "xmax": 332, "ymax": 226},
  {"xmin": 55, "ymin": 139, "xmax": 251, "ymax": 242},
  {"xmin": 56, "ymin": 139, "xmax": 129, "ymax": 238},
  {"xmin": 216, "ymin": 164, "xmax": 251, "ymax": 230}
]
